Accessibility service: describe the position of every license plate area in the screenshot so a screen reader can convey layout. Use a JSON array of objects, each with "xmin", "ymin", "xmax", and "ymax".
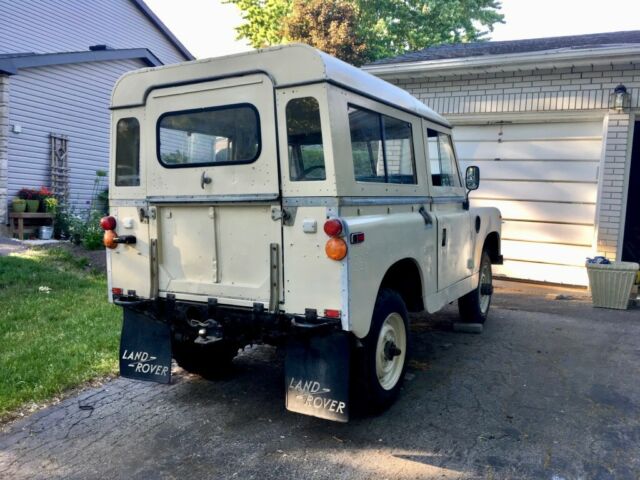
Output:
[{"xmin": 119, "ymin": 309, "xmax": 172, "ymax": 384}]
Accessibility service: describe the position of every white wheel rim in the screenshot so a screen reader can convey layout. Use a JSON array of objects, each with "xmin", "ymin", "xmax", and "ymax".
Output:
[
  {"xmin": 375, "ymin": 313, "xmax": 407, "ymax": 391},
  {"xmin": 479, "ymin": 259, "xmax": 492, "ymax": 314}
]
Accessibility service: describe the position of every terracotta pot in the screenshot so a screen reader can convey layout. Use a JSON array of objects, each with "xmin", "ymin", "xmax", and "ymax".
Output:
[
  {"xmin": 12, "ymin": 200, "xmax": 26, "ymax": 213},
  {"xmin": 26, "ymin": 199, "xmax": 40, "ymax": 212}
]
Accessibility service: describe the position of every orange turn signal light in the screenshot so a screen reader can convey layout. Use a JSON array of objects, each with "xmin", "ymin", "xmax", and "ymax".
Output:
[
  {"xmin": 325, "ymin": 237, "xmax": 347, "ymax": 261},
  {"xmin": 103, "ymin": 229, "xmax": 118, "ymax": 249}
]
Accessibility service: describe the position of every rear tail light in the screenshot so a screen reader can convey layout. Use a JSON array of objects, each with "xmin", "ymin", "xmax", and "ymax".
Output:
[
  {"xmin": 103, "ymin": 229, "xmax": 118, "ymax": 249},
  {"xmin": 324, "ymin": 309, "xmax": 341, "ymax": 319},
  {"xmin": 100, "ymin": 215, "xmax": 117, "ymax": 231},
  {"xmin": 323, "ymin": 219, "xmax": 343, "ymax": 237},
  {"xmin": 325, "ymin": 237, "xmax": 347, "ymax": 260},
  {"xmin": 111, "ymin": 287, "xmax": 123, "ymax": 296}
]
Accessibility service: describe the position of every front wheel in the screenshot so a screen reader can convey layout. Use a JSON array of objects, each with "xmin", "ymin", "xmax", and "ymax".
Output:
[
  {"xmin": 353, "ymin": 289, "xmax": 409, "ymax": 414},
  {"xmin": 458, "ymin": 250, "xmax": 493, "ymax": 323}
]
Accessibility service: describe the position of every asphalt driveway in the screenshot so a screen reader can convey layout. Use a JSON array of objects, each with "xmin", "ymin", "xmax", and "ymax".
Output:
[{"xmin": 1, "ymin": 281, "xmax": 639, "ymax": 479}]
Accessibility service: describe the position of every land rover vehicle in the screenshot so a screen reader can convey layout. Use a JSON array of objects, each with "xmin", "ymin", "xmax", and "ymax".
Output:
[{"xmin": 105, "ymin": 45, "xmax": 502, "ymax": 422}]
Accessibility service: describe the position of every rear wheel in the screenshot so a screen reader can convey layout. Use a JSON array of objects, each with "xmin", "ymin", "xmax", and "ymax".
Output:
[
  {"xmin": 173, "ymin": 340, "xmax": 238, "ymax": 379},
  {"xmin": 458, "ymin": 251, "xmax": 493, "ymax": 323},
  {"xmin": 353, "ymin": 289, "xmax": 409, "ymax": 413}
]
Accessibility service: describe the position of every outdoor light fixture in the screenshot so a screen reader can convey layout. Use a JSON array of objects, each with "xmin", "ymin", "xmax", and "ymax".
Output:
[{"xmin": 611, "ymin": 84, "xmax": 630, "ymax": 112}]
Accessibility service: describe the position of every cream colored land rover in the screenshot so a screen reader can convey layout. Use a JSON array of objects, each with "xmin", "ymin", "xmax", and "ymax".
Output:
[{"xmin": 104, "ymin": 44, "xmax": 502, "ymax": 422}]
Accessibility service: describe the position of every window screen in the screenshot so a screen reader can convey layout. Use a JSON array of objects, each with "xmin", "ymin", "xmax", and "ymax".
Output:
[
  {"xmin": 158, "ymin": 104, "xmax": 260, "ymax": 167},
  {"xmin": 427, "ymin": 129, "xmax": 460, "ymax": 187},
  {"xmin": 286, "ymin": 97, "xmax": 326, "ymax": 181},
  {"xmin": 348, "ymin": 105, "xmax": 415, "ymax": 184},
  {"xmin": 115, "ymin": 118, "xmax": 140, "ymax": 186}
]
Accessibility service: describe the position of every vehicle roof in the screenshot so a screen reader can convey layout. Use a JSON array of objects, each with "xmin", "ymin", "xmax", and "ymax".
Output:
[{"xmin": 111, "ymin": 44, "xmax": 449, "ymax": 127}]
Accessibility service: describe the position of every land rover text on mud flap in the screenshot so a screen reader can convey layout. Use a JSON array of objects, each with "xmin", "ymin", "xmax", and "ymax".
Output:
[{"xmin": 105, "ymin": 45, "xmax": 502, "ymax": 422}]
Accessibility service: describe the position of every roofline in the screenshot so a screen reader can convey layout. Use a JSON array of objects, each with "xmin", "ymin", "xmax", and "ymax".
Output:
[
  {"xmin": 130, "ymin": 0, "xmax": 195, "ymax": 61},
  {"xmin": 0, "ymin": 48, "xmax": 163, "ymax": 75},
  {"xmin": 362, "ymin": 45, "xmax": 640, "ymax": 78}
]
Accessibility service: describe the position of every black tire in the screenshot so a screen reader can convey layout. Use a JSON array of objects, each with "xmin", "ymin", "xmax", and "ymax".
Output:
[
  {"xmin": 353, "ymin": 288, "xmax": 410, "ymax": 414},
  {"xmin": 173, "ymin": 340, "xmax": 238, "ymax": 379},
  {"xmin": 458, "ymin": 250, "xmax": 493, "ymax": 324}
]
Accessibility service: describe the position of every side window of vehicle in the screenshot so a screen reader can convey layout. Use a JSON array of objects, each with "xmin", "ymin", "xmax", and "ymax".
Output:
[
  {"xmin": 115, "ymin": 117, "xmax": 140, "ymax": 186},
  {"xmin": 348, "ymin": 105, "xmax": 416, "ymax": 184},
  {"xmin": 286, "ymin": 97, "xmax": 326, "ymax": 181},
  {"xmin": 427, "ymin": 128, "xmax": 461, "ymax": 188}
]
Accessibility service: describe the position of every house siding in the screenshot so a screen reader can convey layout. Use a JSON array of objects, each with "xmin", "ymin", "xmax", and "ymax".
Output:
[
  {"xmin": 7, "ymin": 59, "xmax": 146, "ymax": 209},
  {"xmin": 388, "ymin": 62, "xmax": 640, "ymax": 261},
  {"xmin": 0, "ymin": 75, "xmax": 8, "ymax": 224},
  {"xmin": 0, "ymin": 0, "xmax": 187, "ymax": 65}
]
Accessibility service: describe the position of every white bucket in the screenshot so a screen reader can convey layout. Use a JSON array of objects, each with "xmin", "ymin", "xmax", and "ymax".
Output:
[{"xmin": 39, "ymin": 226, "xmax": 54, "ymax": 240}]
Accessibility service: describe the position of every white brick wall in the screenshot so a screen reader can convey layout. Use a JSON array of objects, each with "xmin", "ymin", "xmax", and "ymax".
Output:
[
  {"xmin": 385, "ymin": 62, "xmax": 639, "ymax": 261},
  {"xmin": 0, "ymin": 74, "xmax": 8, "ymax": 231}
]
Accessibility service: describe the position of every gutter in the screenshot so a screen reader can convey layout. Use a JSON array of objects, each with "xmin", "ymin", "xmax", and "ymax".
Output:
[{"xmin": 362, "ymin": 45, "xmax": 640, "ymax": 77}]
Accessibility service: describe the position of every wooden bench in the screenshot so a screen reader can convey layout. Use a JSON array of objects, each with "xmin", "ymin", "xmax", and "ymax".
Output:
[{"xmin": 9, "ymin": 212, "xmax": 55, "ymax": 240}]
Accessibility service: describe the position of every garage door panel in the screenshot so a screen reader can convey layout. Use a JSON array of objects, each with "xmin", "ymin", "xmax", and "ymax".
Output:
[
  {"xmin": 455, "ymin": 140, "xmax": 602, "ymax": 161},
  {"xmin": 502, "ymin": 220, "xmax": 593, "ymax": 246},
  {"xmin": 501, "ymin": 240, "xmax": 593, "ymax": 267},
  {"xmin": 453, "ymin": 122, "xmax": 602, "ymax": 142},
  {"xmin": 471, "ymin": 199, "xmax": 596, "ymax": 224},
  {"xmin": 460, "ymin": 160, "xmax": 598, "ymax": 182},
  {"xmin": 495, "ymin": 260, "xmax": 588, "ymax": 286},
  {"xmin": 476, "ymin": 180, "xmax": 597, "ymax": 203}
]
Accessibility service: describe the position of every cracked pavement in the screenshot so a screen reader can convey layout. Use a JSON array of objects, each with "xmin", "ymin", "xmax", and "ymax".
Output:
[{"xmin": 1, "ymin": 281, "xmax": 639, "ymax": 479}]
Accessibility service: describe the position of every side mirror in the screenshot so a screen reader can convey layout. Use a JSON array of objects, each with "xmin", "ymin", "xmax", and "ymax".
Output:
[{"xmin": 465, "ymin": 166, "xmax": 480, "ymax": 191}]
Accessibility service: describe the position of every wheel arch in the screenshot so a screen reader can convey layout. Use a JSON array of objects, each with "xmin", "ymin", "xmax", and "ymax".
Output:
[
  {"xmin": 483, "ymin": 231, "xmax": 502, "ymax": 264},
  {"xmin": 378, "ymin": 257, "xmax": 424, "ymax": 313}
]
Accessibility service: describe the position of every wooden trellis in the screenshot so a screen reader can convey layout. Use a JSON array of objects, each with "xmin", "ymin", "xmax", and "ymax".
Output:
[{"xmin": 50, "ymin": 134, "xmax": 69, "ymax": 202}]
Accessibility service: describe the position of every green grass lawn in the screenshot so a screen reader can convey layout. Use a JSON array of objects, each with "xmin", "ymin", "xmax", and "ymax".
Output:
[{"xmin": 0, "ymin": 247, "xmax": 121, "ymax": 421}]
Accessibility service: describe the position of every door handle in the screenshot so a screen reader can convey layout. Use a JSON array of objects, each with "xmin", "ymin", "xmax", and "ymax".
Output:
[
  {"xmin": 201, "ymin": 171, "xmax": 212, "ymax": 189},
  {"xmin": 441, "ymin": 228, "xmax": 447, "ymax": 247}
]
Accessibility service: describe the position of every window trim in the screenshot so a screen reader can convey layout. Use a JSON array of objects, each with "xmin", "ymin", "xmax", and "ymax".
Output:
[
  {"xmin": 285, "ymin": 96, "xmax": 327, "ymax": 182},
  {"xmin": 156, "ymin": 102, "xmax": 262, "ymax": 169},
  {"xmin": 426, "ymin": 128, "xmax": 463, "ymax": 190},
  {"xmin": 347, "ymin": 103, "xmax": 417, "ymax": 185},
  {"xmin": 115, "ymin": 117, "xmax": 141, "ymax": 187}
]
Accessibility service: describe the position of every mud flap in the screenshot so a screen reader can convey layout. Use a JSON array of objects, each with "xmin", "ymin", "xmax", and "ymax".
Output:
[
  {"xmin": 285, "ymin": 333, "xmax": 350, "ymax": 422},
  {"xmin": 119, "ymin": 308, "xmax": 172, "ymax": 384}
]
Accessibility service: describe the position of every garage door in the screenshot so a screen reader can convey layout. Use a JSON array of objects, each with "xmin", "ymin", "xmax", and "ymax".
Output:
[{"xmin": 454, "ymin": 120, "xmax": 603, "ymax": 286}]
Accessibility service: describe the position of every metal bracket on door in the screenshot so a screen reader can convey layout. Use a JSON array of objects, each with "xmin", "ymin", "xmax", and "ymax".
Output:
[
  {"xmin": 418, "ymin": 206, "xmax": 433, "ymax": 226},
  {"xmin": 201, "ymin": 171, "xmax": 212, "ymax": 189}
]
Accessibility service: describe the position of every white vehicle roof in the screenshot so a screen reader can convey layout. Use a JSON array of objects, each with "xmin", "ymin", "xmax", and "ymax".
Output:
[{"xmin": 111, "ymin": 44, "xmax": 450, "ymax": 128}]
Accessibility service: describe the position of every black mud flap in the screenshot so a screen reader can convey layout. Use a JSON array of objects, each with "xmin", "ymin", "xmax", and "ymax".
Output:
[
  {"xmin": 285, "ymin": 333, "xmax": 350, "ymax": 422},
  {"xmin": 119, "ymin": 308, "xmax": 172, "ymax": 384}
]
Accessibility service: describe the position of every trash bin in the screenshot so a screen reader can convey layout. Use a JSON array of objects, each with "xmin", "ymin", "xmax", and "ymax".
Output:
[{"xmin": 586, "ymin": 261, "xmax": 639, "ymax": 309}]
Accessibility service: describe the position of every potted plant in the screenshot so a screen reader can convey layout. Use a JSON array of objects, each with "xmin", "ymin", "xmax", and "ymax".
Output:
[
  {"xmin": 17, "ymin": 188, "xmax": 40, "ymax": 212},
  {"xmin": 11, "ymin": 198, "xmax": 26, "ymax": 213},
  {"xmin": 43, "ymin": 197, "xmax": 58, "ymax": 213},
  {"xmin": 38, "ymin": 187, "xmax": 56, "ymax": 213}
]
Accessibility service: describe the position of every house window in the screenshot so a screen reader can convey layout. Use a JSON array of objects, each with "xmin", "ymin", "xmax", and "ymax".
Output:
[
  {"xmin": 115, "ymin": 118, "xmax": 140, "ymax": 187},
  {"xmin": 286, "ymin": 97, "xmax": 326, "ymax": 181},
  {"xmin": 157, "ymin": 104, "xmax": 260, "ymax": 168},
  {"xmin": 348, "ymin": 105, "xmax": 416, "ymax": 184},
  {"xmin": 427, "ymin": 129, "xmax": 460, "ymax": 187}
]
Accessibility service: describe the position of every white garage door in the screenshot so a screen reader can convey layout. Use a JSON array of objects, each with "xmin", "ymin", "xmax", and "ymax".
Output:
[{"xmin": 454, "ymin": 120, "xmax": 603, "ymax": 286}]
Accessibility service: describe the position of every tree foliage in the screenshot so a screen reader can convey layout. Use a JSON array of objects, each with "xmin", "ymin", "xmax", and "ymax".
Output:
[
  {"xmin": 283, "ymin": 0, "xmax": 367, "ymax": 65},
  {"xmin": 225, "ymin": 0, "xmax": 504, "ymax": 64}
]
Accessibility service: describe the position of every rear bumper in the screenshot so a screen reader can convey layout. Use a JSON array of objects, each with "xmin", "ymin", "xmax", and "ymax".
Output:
[{"xmin": 112, "ymin": 294, "xmax": 342, "ymax": 344}]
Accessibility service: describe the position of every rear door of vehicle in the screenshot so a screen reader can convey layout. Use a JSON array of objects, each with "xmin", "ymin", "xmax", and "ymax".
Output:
[{"xmin": 146, "ymin": 74, "xmax": 282, "ymax": 309}]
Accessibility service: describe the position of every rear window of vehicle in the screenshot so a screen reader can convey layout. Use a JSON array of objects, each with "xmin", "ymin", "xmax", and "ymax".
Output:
[
  {"xmin": 115, "ymin": 117, "xmax": 140, "ymax": 186},
  {"xmin": 157, "ymin": 104, "xmax": 260, "ymax": 168},
  {"xmin": 348, "ymin": 105, "xmax": 416, "ymax": 184}
]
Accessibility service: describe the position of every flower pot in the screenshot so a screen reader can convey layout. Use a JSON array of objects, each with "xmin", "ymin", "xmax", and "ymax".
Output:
[
  {"xmin": 12, "ymin": 200, "xmax": 26, "ymax": 213},
  {"xmin": 26, "ymin": 199, "xmax": 40, "ymax": 212}
]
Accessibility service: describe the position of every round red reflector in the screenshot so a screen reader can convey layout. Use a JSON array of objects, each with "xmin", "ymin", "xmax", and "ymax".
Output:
[
  {"xmin": 100, "ymin": 216, "xmax": 117, "ymax": 231},
  {"xmin": 323, "ymin": 219, "xmax": 343, "ymax": 237}
]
